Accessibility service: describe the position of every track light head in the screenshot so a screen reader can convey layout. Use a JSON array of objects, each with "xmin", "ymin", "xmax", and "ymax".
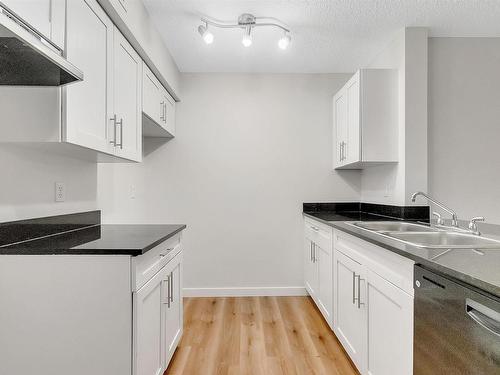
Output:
[
  {"xmin": 278, "ymin": 32, "xmax": 291, "ymax": 50},
  {"xmin": 198, "ymin": 23, "xmax": 214, "ymax": 44},
  {"xmin": 242, "ymin": 25, "xmax": 252, "ymax": 47}
]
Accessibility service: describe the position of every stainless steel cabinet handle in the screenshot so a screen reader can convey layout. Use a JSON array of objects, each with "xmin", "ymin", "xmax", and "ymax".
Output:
[
  {"xmin": 313, "ymin": 244, "xmax": 316, "ymax": 263},
  {"xmin": 160, "ymin": 101, "xmax": 165, "ymax": 121},
  {"xmin": 170, "ymin": 271, "xmax": 174, "ymax": 303},
  {"xmin": 115, "ymin": 118, "xmax": 123, "ymax": 149},
  {"xmin": 163, "ymin": 277, "xmax": 171, "ymax": 308},
  {"xmin": 164, "ymin": 103, "xmax": 167, "ymax": 123},
  {"xmin": 109, "ymin": 115, "xmax": 117, "ymax": 145},
  {"xmin": 357, "ymin": 276, "xmax": 364, "ymax": 309},
  {"xmin": 344, "ymin": 142, "xmax": 347, "ymax": 161},
  {"xmin": 466, "ymin": 298, "xmax": 500, "ymax": 337},
  {"xmin": 352, "ymin": 272, "xmax": 356, "ymax": 304},
  {"xmin": 310, "ymin": 242, "xmax": 313, "ymax": 262},
  {"xmin": 167, "ymin": 275, "xmax": 171, "ymax": 308}
]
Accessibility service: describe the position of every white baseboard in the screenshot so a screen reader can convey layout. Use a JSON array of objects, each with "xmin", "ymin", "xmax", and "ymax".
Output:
[{"xmin": 183, "ymin": 286, "xmax": 308, "ymax": 297}]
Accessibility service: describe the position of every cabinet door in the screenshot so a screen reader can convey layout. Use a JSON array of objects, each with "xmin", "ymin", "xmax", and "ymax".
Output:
[
  {"xmin": 333, "ymin": 89, "xmax": 347, "ymax": 168},
  {"xmin": 333, "ymin": 249, "xmax": 366, "ymax": 373},
  {"xmin": 112, "ymin": 27, "xmax": 142, "ymax": 161},
  {"xmin": 134, "ymin": 265, "xmax": 170, "ymax": 375},
  {"xmin": 316, "ymin": 241, "xmax": 332, "ymax": 326},
  {"xmin": 304, "ymin": 238, "xmax": 318, "ymax": 299},
  {"xmin": 64, "ymin": 0, "xmax": 113, "ymax": 154},
  {"xmin": 163, "ymin": 252, "xmax": 183, "ymax": 368},
  {"xmin": 162, "ymin": 90, "xmax": 176, "ymax": 136},
  {"xmin": 1, "ymin": 0, "xmax": 61, "ymax": 47},
  {"xmin": 345, "ymin": 72, "xmax": 361, "ymax": 164},
  {"xmin": 366, "ymin": 269, "xmax": 413, "ymax": 375},
  {"xmin": 142, "ymin": 65, "xmax": 162, "ymax": 125}
]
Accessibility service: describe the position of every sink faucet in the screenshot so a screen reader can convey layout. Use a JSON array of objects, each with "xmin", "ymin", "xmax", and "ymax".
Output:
[{"xmin": 411, "ymin": 192, "xmax": 459, "ymax": 227}]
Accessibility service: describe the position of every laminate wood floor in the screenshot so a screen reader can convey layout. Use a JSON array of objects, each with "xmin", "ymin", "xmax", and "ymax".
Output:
[{"xmin": 165, "ymin": 296, "xmax": 359, "ymax": 375}]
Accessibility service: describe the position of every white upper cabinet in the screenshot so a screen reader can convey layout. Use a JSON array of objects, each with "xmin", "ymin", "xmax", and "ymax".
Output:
[
  {"xmin": 64, "ymin": 0, "xmax": 141, "ymax": 162},
  {"xmin": 333, "ymin": 69, "xmax": 398, "ymax": 170},
  {"xmin": 162, "ymin": 89, "xmax": 176, "ymax": 136},
  {"xmin": 112, "ymin": 26, "xmax": 142, "ymax": 162},
  {"xmin": 142, "ymin": 65, "xmax": 162, "ymax": 126},
  {"xmin": 142, "ymin": 63, "xmax": 176, "ymax": 138},
  {"xmin": 64, "ymin": 0, "xmax": 114, "ymax": 154},
  {"xmin": 2, "ymin": 0, "xmax": 65, "ymax": 49}
]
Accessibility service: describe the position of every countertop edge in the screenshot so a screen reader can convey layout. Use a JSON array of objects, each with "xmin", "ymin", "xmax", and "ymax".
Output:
[
  {"xmin": 139, "ymin": 224, "xmax": 187, "ymax": 255},
  {"xmin": 303, "ymin": 212, "xmax": 500, "ymax": 299},
  {"xmin": 0, "ymin": 224, "xmax": 187, "ymax": 256}
]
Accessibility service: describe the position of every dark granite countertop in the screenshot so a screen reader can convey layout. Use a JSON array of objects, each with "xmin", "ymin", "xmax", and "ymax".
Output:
[
  {"xmin": 304, "ymin": 211, "xmax": 500, "ymax": 299},
  {"xmin": 0, "ymin": 223, "xmax": 186, "ymax": 256}
]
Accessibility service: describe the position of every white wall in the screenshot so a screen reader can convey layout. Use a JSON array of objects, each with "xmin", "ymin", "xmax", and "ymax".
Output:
[
  {"xmin": 98, "ymin": 73, "xmax": 360, "ymax": 293},
  {"xmin": 428, "ymin": 37, "xmax": 500, "ymax": 224},
  {"xmin": 0, "ymin": 146, "xmax": 97, "ymax": 222},
  {"xmin": 360, "ymin": 28, "xmax": 428, "ymax": 206}
]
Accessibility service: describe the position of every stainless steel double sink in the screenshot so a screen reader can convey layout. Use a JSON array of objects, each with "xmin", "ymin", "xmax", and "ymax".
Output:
[{"xmin": 347, "ymin": 221, "xmax": 500, "ymax": 249}]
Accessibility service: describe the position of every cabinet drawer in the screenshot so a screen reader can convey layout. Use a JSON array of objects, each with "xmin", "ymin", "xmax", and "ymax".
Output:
[
  {"xmin": 132, "ymin": 234, "xmax": 182, "ymax": 291},
  {"xmin": 304, "ymin": 218, "xmax": 333, "ymax": 253}
]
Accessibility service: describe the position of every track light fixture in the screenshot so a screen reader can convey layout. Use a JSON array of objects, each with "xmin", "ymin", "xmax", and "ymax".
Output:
[
  {"xmin": 197, "ymin": 13, "xmax": 291, "ymax": 49},
  {"xmin": 198, "ymin": 22, "xmax": 214, "ymax": 44}
]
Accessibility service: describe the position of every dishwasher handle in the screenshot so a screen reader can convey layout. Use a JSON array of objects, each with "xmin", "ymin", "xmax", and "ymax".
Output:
[{"xmin": 466, "ymin": 298, "xmax": 500, "ymax": 337}]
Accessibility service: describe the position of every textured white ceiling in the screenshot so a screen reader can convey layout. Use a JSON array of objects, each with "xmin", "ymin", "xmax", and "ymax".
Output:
[{"xmin": 143, "ymin": 0, "xmax": 500, "ymax": 73}]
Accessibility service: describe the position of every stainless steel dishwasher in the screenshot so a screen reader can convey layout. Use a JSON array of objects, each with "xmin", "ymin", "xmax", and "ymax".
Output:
[{"xmin": 414, "ymin": 265, "xmax": 500, "ymax": 374}]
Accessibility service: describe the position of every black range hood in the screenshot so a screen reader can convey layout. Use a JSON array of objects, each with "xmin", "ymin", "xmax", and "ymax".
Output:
[{"xmin": 0, "ymin": 4, "xmax": 83, "ymax": 86}]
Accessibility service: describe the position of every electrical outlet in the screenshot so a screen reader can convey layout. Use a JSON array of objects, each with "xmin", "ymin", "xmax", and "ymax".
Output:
[{"xmin": 55, "ymin": 182, "xmax": 65, "ymax": 202}]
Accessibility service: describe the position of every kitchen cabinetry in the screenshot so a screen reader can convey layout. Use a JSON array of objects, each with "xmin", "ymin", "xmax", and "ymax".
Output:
[
  {"xmin": 111, "ymin": 26, "xmax": 142, "ymax": 161},
  {"xmin": 65, "ymin": 0, "xmax": 142, "ymax": 161},
  {"xmin": 162, "ymin": 252, "xmax": 183, "ymax": 366},
  {"xmin": 142, "ymin": 63, "xmax": 176, "ymax": 138},
  {"xmin": 64, "ymin": 0, "xmax": 114, "ymax": 155},
  {"xmin": 333, "ymin": 249, "xmax": 366, "ymax": 372},
  {"xmin": 1, "ymin": 0, "xmax": 65, "ymax": 49},
  {"xmin": 0, "ymin": 229, "xmax": 184, "ymax": 375},
  {"xmin": 366, "ymin": 268, "xmax": 413, "ymax": 375},
  {"xmin": 333, "ymin": 229, "xmax": 414, "ymax": 375},
  {"xmin": 304, "ymin": 218, "xmax": 333, "ymax": 328},
  {"xmin": 133, "ymin": 244, "xmax": 183, "ymax": 375},
  {"xmin": 333, "ymin": 69, "xmax": 398, "ymax": 170}
]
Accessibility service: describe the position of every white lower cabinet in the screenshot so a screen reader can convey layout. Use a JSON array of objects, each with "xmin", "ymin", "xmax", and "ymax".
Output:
[
  {"xmin": 304, "ymin": 218, "xmax": 333, "ymax": 327},
  {"xmin": 304, "ymin": 236, "xmax": 318, "ymax": 297},
  {"xmin": 135, "ymin": 265, "xmax": 165, "ymax": 375},
  {"xmin": 162, "ymin": 253, "xmax": 183, "ymax": 366},
  {"xmin": 333, "ymin": 249, "xmax": 367, "ymax": 372},
  {"xmin": 332, "ymin": 229, "xmax": 414, "ymax": 375},
  {"xmin": 134, "ymin": 249, "xmax": 183, "ymax": 375},
  {"xmin": 366, "ymin": 268, "xmax": 413, "ymax": 375},
  {"xmin": 304, "ymin": 219, "xmax": 414, "ymax": 375}
]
